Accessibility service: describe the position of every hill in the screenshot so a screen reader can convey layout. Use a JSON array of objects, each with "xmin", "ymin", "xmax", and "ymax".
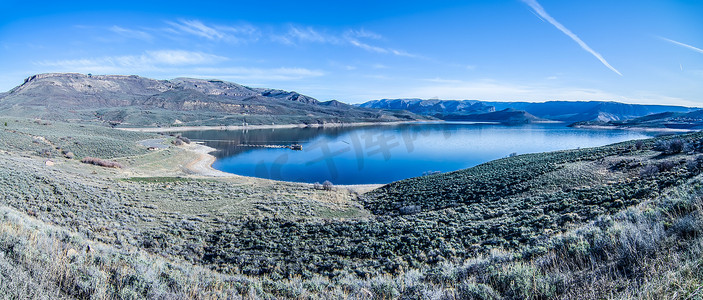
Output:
[
  {"xmin": 1, "ymin": 117, "xmax": 703, "ymax": 298},
  {"xmin": 442, "ymin": 107, "xmax": 545, "ymax": 124},
  {"xmin": 488, "ymin": 100, "xmax": 696, "ymax": 122},
  {"xmin": 359, "ymin": 99, "xmax": 494, "ymax": 116},
  {"xmin": 361, "ymin": 99, "xmax": 696, "ymax": 124},
  {"xmin": 572, "ymin": 109, "xmax": 703, "ymax": 130},
  {"xmin": 0, "ymin": 73, "xmax": 425, "ymax": 127}
]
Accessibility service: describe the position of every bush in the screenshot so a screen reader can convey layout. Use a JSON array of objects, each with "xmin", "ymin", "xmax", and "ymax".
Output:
[
  {"xmin": 457, "ymin": 282, "xmax": 500, "ymax": 300},
  {"xmin": 640, "ymin": 165, "xmax": 660, "ymax": 177},
  {"xmin": 654, "ymin": 139, "xmax": 685, "ymax": 155},
  {"xmin": 687, "ymin": 155, "xmax": 703, "ymax": 171},
  {"xmin": 399, "ymin": 205, "xmax": 422, "ymax": 215},
  {"xmin": 322, "ymin": 180, "xmax": 333, "ymax": 191},
  {"xmin": 80, "ymin": 157, "xmax": 124, "ymax": 168},
  {"xmin": 635, "ymin": 140, "xmax": 644, "ymax": 150}
]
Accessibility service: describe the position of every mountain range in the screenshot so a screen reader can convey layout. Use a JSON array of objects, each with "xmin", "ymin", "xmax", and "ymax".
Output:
[
  {"xmin": 1, "ymin": 73, "xmax": 700, "ymax": 128},
  {"xmin": 360, "ymin": 98, "xmax": 698, "ymax": 124},
  {"xmin": 572, "ymin": 109, "xmax": 703, "ymax": 130},
  {"xmin": 0, "ymin": 73, "xmax": 423, "ymax": 127}
]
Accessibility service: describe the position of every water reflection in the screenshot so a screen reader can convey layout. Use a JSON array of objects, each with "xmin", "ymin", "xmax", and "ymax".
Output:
[{"xmin": 180, "ymin": 123, "xmax": 661, "ymax": 184}]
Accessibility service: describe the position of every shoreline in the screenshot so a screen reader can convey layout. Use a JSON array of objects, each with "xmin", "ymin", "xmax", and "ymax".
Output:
[
  {"xmin": 182, "ymin": 142, "xmax": 233, "ymax": 177},
  {"xmin": 170, "ymin": 121, "xmax": 695, "ymax": 189},
  {"xmin": 570, "ymin": 124, "xmax": 698, "ymax": 133},
  {"xmin": 180, "ymin": 142, "xmax": 385, "ymax": 192},
  {"xmin": 119, "ymin": 120, "xmax": 435, "ymax": 133},
  {"xmin": 118, "ymin": 119, "xmax": 568, "ymax": 133}
]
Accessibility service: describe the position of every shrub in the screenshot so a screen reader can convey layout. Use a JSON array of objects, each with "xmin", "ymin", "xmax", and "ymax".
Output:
[
  {"xmin": 669, "ymin": 139, "xmax": 685, "ymax": 154},
  {"xmin": 457, "ymin": 282, "xmax": 500, "ymax": 300},
  {"xmin": 640, "ymin": 165, "xmax": 660, "ymax": 177},
  {"xmin": 399, "ymin": 205, "xmax": 422, "ymax": 215},
  {"xmin": 688, "ymin": 155, "xmax": 703, "ymax": 171},
  {"xmin": 658, "ymin": 161, "xmax": 675, "ymax": 172},
  {"xmin": 635, "ymin": 140, "xmax": 644, "ymax": 150},
  {"xmin": 177, "ymin": 135, "xmax": 191, "ymax": 144},
  {"xmin": 80, "ymin": 157, "xmax": 124, "ymax": 168},
  {"xmin": 654, "ymin": 139, "xmax": 685, "ymax": 155},
  {"xmin": 322, "ymin": 180, "xmax": 333, "ymax": 191}
]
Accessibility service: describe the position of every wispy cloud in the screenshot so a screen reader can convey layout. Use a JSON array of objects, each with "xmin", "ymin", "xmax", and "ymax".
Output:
[
  {"xmin": 521, "ymin": 0, "xmax": 622, "ymax": 76},
  {"xmin": 189, "ymin": 67, "xmax": 325, "ymax": 82},
  {"xmin": 36, "ymin": 50, "xmax": 228, "ymax": 73},
  {"xmin": 273, "ymin": 25, "xmax": 419, "ymax": 57},
  {"xmin": 348, "ymin": 39, "xmax": 387, "ymax": 53},
  {"xmin": 350, "ymin": 41, "xmax": 416, "ymax": 57},
  {"xmin": 346, "ymin": 29, "xmax": 383, "ymax": 40},
  {"xmin": 271, "ymin": 26, "xmax": 342, "ymax": 45},
  {"xmin": 109, "ymin": 26, "xmax": 152, "ymax": 41},
  {"xmin": 165, "ymin": 19, "xmax": 259, "ymax": 43},
  {"xmin": 344, "ymin": 30, "xmax": 419, "ymax": 57},
  {"xmin": 144, "ymin": 50, "xmax": 227, "ymax": 65},
  {"xmin": 34, "ymin": 50, "xmax": 322, "ymax": 82},
  {"xmin": 288, "ymin": 26, "xmax": 336, "ymax": 43},
  {"xmin": 659, "ymin": 37, "xmax": 703, "ymax": 54}
]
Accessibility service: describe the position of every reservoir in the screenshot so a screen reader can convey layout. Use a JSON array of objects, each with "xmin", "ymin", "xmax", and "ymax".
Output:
[{"xmin": 180, "ymin": 122, "xmax": 661, "ymax": 185}]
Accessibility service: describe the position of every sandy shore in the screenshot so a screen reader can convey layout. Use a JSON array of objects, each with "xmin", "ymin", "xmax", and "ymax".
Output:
[
  {"xmin": 179, "ymin": 142, "xmax": 385, "ymax": 192},
  {"xmin": 181, "ymin": 143, "xmax": 233, "ymax": 177},
  {"xmin": 120, "ymin": 121, "xmax": 431, "ymax": 133}
]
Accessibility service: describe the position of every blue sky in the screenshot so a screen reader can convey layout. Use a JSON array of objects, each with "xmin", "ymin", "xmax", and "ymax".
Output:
[{"xmin": 1, "ymin": 0, "xmax": 701, "ymax": 105}]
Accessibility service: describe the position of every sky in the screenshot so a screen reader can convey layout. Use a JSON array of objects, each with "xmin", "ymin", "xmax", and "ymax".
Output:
[{"xmin": 0, "ymin": 0, "xmax": 702, "ymax": 106}]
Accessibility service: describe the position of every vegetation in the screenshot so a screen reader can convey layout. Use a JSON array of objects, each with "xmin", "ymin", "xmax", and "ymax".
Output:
[
  {"xmin": 1, "ymin": 117, "xmax": 703, "ymax": 298},
  {"xmin": 0, "ymin": 118, "xmax": 153, "ymax": 159},
  {"xmin": 81, "ymin": 157, "xmax": 124, "ymax": 168}
]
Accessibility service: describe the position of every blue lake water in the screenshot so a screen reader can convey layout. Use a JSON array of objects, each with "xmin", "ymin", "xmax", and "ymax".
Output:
[{"xmin": 180, "ymin": 122, "xmax": 662, "ymax": 185}]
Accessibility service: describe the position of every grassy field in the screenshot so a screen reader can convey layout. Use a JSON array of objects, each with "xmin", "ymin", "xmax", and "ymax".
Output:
[{"xmin": 1, "ymin": 117, "xmax": 702, "ymax": 298}]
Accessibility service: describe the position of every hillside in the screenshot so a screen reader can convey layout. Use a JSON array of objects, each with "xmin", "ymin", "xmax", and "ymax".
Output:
[
  {"xmin": 0, "ymin": 73, "xmax": 425, "ymax": 127},
  {"xmin": 572, "ymin": 109, "xmax": 703, "ymax": 130},
  {"xmin": 1, "ymin": 117, "xmax": 703, "ymax": 298},
  {"xmin": 488, "ymin": 100, "xmax": 695, "ymax": 122},
  {"xmin": 442, "ymin": 108, "xmax": 545, "ymax": 124},
  {"xmin": 359, "ymin": 99, "xmax": 494, "ymax": 116},
  {"xmin": 361, "ymin": 99, "xmax": 696, "ymax": 124}
]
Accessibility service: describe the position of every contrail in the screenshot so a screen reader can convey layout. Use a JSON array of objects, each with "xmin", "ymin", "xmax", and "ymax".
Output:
[
  {"xmin": 521, "ymin": 0, "xmax": 623, "ymax": 76},
  {"xmin": 659, "ymin": 37, "xmax": 703, "ymax": 54}
]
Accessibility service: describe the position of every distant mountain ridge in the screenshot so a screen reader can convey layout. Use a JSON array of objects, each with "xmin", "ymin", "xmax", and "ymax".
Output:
[
  {"xmin": 360, "ymin": 98, "xmax": 697, "ymax": 124},
  {"xmin": 0, "ymin": 73, "xmax": 424, "ymax": 127},
  {"xmin": 360, "ymin": 99, "xmax": 494, "ymax": 116},
  {"xmin": 572, "ymin": 109, "xmax": 703, "ymax": 130}
]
